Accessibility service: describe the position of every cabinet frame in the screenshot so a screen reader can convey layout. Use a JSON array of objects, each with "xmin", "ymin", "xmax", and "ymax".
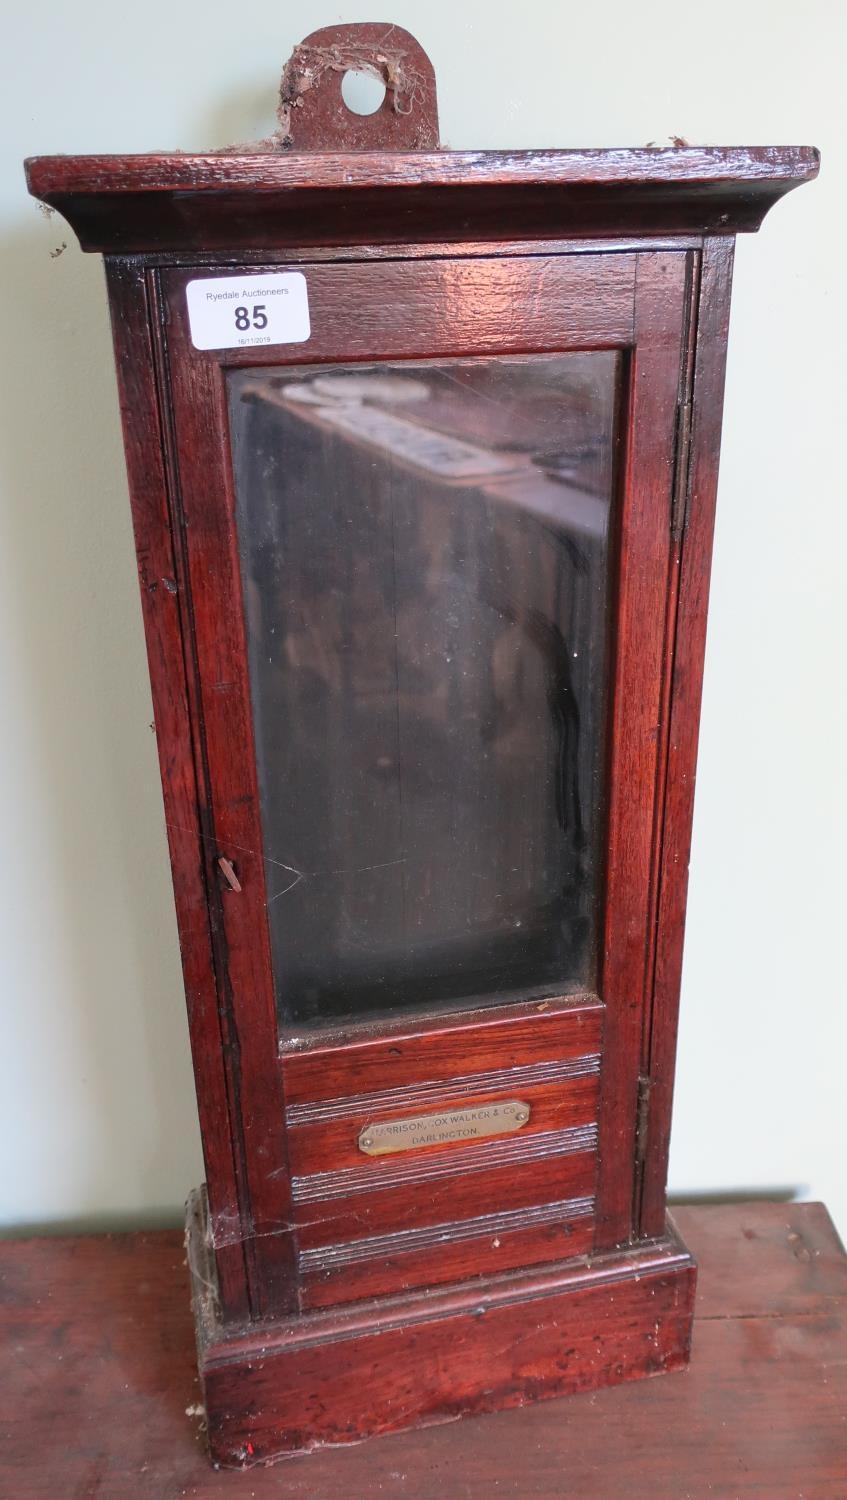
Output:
[
  {"xmin": 26, "ymin": 99, "xmax": 815, "ymax": 1456},
  {"xmin": 101, "ymin": 238, "xmax": 728, "ymax": 1324}
]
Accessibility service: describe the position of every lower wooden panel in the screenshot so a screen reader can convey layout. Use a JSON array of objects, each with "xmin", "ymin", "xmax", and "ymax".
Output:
[
  {"xmin": 188, "ymin": 1190, "xmax": 696, "ymax": 1467},
  {"xmin": 295, "ymin": 1142, "xmax": 597, "ymax": 1246},
  {"xmin": 283, "ymin": 998, "xmax": 604, "ymax": 1303},
  {"xmin": 300, "ymin": 1196, "xmax": 596, "ymax": 1308},
  {"xmin": 288, "ymin": 1073, "xmax": 599, "ymax": 1177},
  {"xmin": 281, "ymin": 996, "xmax": 604, "ymax": 1103}
]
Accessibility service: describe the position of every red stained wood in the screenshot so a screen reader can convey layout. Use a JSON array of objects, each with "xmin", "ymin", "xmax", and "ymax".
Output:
[
  {"xmin": 288, "ymin": 1074, "xmax": 598, "ymax": 1177},
  {"xmin": 158, "ymin": 303, "xmax": 296, "ymax": 1317},
  {"xmin": 68, "ymin": 235, "xmax": 804, "ymax": 1334},
  {"xmin": 639, "ymin": 239, "xmax": 737, "ymax": 1237},
  {"xmin": 2, "ymin": 1202, "xmax": 844, "ymax": 1493},
  {"xmin": 298, "ymin": 1211, "xmax": 598, "ymax": 1309},
  {"xmin": 156, "ymin": 245, "xmax": 696, "ymax": 1316},
  {"xmin": 291, "ymin": 1124, "xmax": 597, "ymax": 1207},
  {"xmin": 293, "ymin": 1147, "xmax": 598, "ymax": 1248},
  {"xmin": 278, "ymin": 23, "xmax": 439, "ymax": 152},
  {"xmin": 23, "ymin": 146, "xmax": 818, "ymax": 254},
  {"xmin": 282, "ymin": 994, "xmax": 603, "ymax": 1101},
  {"xmin": 288, "ymin": 1058, "xmax": 599, "ymax": 1302},
  {"xmin": 102, "ymin": 260, "xmax": 249, "ymax": 1322},
  {"xmin": 594, "ymin": 251, "xmax": 690, "ymax": 1249},
  {"xmin": 186, "ymin": 1186, "xmax": 694, "ymax": 1459},
  {"xmin": 20, "ymin": 38, "xmax": 818, "ymax": 1451}
]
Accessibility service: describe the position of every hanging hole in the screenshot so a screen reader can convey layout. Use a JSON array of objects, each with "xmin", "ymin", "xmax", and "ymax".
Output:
[{"xmin": 341, "ymin": 68, "xmax": 387, "ymax": 116}]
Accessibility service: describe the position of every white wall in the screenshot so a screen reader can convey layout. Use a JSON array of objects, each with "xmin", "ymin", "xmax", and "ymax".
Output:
[{"xmin": 1, "ymin": 1, "xmax": 844, "ymax": 1235}]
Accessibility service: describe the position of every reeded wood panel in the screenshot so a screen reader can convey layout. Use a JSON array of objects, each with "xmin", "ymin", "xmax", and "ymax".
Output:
[
  {"xmin": 293, "ymin": 1145, "xmax": 597, "ymax": 1248},
  {"xmin": 284, "ymin": 999, "xmax": 602, "ymax": 1303},
  {"xmin": 300, "ymin": 1204, "xmax": 597, "ymax": 1308},
  {"xmin": 288, "ymin": 1074, "xmax": 599, "ymax": 1178},
  {"xmin": 282, "ymin": 995, "xmax": 604, "ymax": 1100}
]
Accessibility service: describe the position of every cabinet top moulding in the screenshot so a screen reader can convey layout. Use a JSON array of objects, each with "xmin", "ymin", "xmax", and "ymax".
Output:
[{"xmin": 24, "ymin": 145, "xmax": 818, "ymax": 255}]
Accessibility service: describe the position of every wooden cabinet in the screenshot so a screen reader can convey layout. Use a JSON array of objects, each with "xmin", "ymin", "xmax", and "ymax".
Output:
[{"xmin": 25, "ymin": 23, "xmax": 818, "ymax": 1468}]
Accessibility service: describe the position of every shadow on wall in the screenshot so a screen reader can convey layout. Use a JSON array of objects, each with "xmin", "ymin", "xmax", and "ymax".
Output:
[
  {"xmin": 1, "ymin": 79, "xmax": 293, "ymax": 1234},
  {"xmin": 0, "ymin": 213, "xmax": 202, "ymax": 1231},
  {"xmin": 668, "ymin": 1188, "xmax": 804, "ymax": 1210}
]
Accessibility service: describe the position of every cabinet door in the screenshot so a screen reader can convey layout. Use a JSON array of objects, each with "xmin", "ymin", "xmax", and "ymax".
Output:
[{"xmin": 160, "ymin": 250, "xmax": 690, "ymax": 1314}]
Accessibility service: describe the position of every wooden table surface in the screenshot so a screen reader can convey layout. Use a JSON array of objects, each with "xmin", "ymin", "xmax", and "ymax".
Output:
[{"xmin": 2, "ymin": 1201, "xmax": 845, "ymax": 1498}]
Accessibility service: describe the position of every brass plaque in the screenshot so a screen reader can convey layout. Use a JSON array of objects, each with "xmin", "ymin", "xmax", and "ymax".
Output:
[{"xmin": 358, "ymin": 1100, "xmax": 531, "ymax": 1156}]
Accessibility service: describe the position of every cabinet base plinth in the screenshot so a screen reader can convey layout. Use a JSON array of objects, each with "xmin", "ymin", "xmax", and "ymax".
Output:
[{"xmin": 186, "ymin": 1188, "xmax": 696, "ymax": 1469}]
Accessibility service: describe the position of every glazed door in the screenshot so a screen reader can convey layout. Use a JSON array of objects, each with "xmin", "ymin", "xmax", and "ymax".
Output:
[{"xmin": 160, "ymin": 250, "xmax": 691, "ymax": 1315}]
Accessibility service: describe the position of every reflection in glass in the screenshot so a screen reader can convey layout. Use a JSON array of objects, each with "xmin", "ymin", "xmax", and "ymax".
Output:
[{"xmin": 228, "ymin": 355, "xmax": 618, "ymax": 1029}]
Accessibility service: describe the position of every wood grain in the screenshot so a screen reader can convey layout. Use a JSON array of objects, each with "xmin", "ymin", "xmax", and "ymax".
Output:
[
  {"xmin": 277, "ymin": 23, "xmax": 439, "ymax": 152},
  {"xmin": 24, "ymin": 146, "xmax": 819, "ymax": 254},
  {"xmin": 285, "ymin": 1051, "xmax": 601, "ymax": 1125},
  {"xmin": 187, "ymin": 1186, "xmax": 694, "ymax": 1462},
  {"xmin": 639, "ymin": 239, "xmax": 736, "ymax": 1237},
  {"xmin": 102, "ymin": 260, "xmax": 250, "ymax": 1322},
  {"xmin": 27, "ymin": 74, "xmax": 819, "ymax": 1439},
  {"xmin": 282, "ymin": 996, "xmax": 603, "ymax": 1101},
  {"xmin": 2, "ymin": 1202, "xmax": 844, "ymax": 1494},
  {"xmin": 287, "ymin": 1075, "xmax": 598, "ymax": 1177},
  {"xmin": 292, "ymin": 1145, "xmax": 598, "ymax": 1248},
  {"xmin": 160, "ymin": 253, "xmax": 636, "ymax": 363},
  {"xmin": 290, "ymin": 1125, "xmax": 598, "ymax": 1205},
  {"xmin": 594, "ymin": 250, "xmax": 690, "ymax": 1248},
  {"xmin": 106, "ymin": 242, "xmax": 730, "ymax": 1322},
  {"xmin": 158, "ymin": 292, "xmax": 296, "ymax": 1316},
  {"xmin": 298, "ymin": 1200, "xmax": 597, "ymax": 1309},
  {"xmin": 156, "ymin": 247, "xmax": 651, "ymax": 1321}
]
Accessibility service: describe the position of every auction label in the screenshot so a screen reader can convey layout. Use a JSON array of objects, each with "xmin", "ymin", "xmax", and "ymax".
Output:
[{"xmin": 185, "ymin": 273, "xmax": 310, "ymax": 351}]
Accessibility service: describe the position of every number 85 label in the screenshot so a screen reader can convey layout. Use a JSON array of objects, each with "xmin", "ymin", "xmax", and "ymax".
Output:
[
  {"xmin": 234, "ymin": 304, "xmax": 267, "ymax": 332},
  {"xmin": 186, "ymin": 273, "xmax": 311, "ymax": 351}
]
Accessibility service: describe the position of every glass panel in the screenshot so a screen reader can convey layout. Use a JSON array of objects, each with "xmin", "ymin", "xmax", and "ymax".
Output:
[{"xmin": 228, "ymin": 354, "xmax": 618, "ymax": 1031}]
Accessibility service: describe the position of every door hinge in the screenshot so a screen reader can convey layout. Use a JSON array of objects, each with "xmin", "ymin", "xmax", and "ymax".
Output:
[
  {"xmin": 671, "ymin": 397, "xmax": 694, "ymax": 538},
  {"xmin": 635, "ymin": 1074, "xmax": 652, "ymax": 1166}
]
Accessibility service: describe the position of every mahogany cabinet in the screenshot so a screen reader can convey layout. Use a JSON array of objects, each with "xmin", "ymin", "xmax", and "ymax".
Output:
[{"xmin": 25, "ymin": 23, "xmax": 818, "ymax": 1468}]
